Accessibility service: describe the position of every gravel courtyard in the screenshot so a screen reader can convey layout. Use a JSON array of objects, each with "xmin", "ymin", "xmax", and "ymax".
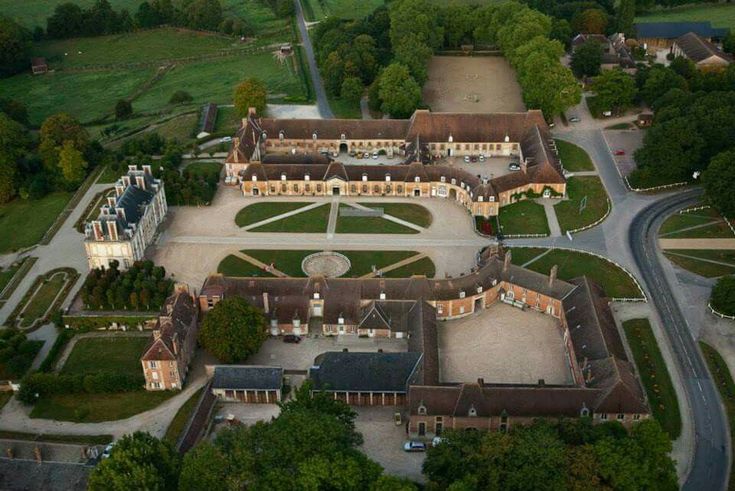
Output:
[
  {"xmin": 423, "ymin": 56, "xmax": 525, "ymax": 113},
  {"xmin": 438, "ymin": 303, "xmax": 573, "ymax": 385}
]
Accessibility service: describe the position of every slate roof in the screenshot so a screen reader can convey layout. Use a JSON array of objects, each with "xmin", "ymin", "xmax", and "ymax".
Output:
[
  {"xmin": 310, "ymin": 351, "xmax": 422, "ymax": 392},
  {"xmin": 675, "ymin": 32, "xmax": 732, "ymax": 64},
  {"xmin": 212, "ymin": 365, "xmax": 283, "ymax": 390},
  {"xmin": 141, "ymin": 289, "xmax": 197, "ymax": 362},
  {"xmin": 635, "ymin": 21, "xmax": 729, "ymax": 40}
]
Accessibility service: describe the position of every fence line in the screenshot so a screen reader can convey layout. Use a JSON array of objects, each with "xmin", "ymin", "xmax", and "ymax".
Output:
[
  {"xmin": 625, "ymin": 176, "xmax": 689, "ymax": 193},
  {"xmin": 566, "ymin": 198, "xmax": 612, "ymax": 235},
  {"xmin": 708, "ymin": 303, "xmax": 735, "ymax": 320}
]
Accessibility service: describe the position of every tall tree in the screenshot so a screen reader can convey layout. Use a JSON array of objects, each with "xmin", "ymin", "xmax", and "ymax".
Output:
[
  {"xmin": 198, "ymin": 296, "xmax": 267, "ymax": 363},
  {"xmin": 591, "ymin": 68, "xmax": 637, "ymax": 113},
  {"xmin": 616, "ymin": 0, "xmax": 636, "ymax": 37},
  {"xmin": 377, "ymin": 63, "xmax": 421, "ymax": 118},
  {"xmin": 703, "ymin": 150, "xmax": 735, "ymax": 217},
  {"xmin": 233, "ymin": 78, "xmax": 267, "ymax": 117},
  {"xmin": 392, "ymin": 33, "xmax": 433, "ymax": 85},
  {"xmin": 389, "ymin": 0, "xmax": 443, "ymax": 51},
  {"xmin": 0, "ymin": 113, "xmax": 28, "ymax": 203},
  {"xmin": 0, "ymin": 15, "xmax": 31, "ymax": 77},
  {"xmin": 340, "ymin": 76, "xmax": 364, "ymax": 104},
  {"xmin": 38, "ymin": 113, "xmax": 89, "ymax": 171},
  {"xmin": 711, "ymin": 275, "xmax": 735, "ymax": 316},
  {"xmin": 46, "ymin": 2, "xmax": 85, "ymax": 39},
  {"xmin": 58, "ymin": 140, "xmax": 88, "ymax": 186},
  {"xmin": 571, "ymin": 40, "xmax": 603, "ymax": 78},
  {"xmin": 184, "ymin": 0, "xmax": 223, "ymax": 31},
  {"xmin": 640, "ymin": 66, "xmax": 687, "ymax": 105},
  {"xmin": 572, "ymin": 8, "xmax": 608, "ymax": 34},
  {"xmin": 519, "ymin": 57, "xmax": 581, "ymax": 118}
]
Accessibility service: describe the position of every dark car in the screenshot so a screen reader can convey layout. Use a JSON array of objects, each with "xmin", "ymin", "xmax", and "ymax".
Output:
[
  {"xmin": 614, "ymin": 150, "xmax": 625, "ymax": 156},
  {"xmin": 470, "ymin": 155, "xmax": 478, "ymax": 162},
  {"xmin": 283, "ymin": 334, "xmax": 302, "ymax": 343}
]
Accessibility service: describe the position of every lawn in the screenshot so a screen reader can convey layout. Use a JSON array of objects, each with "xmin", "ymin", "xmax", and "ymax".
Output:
[
  {"xmin": 699, "ymin": 341, "xmax": 735, "ymax": 491},
  {"xmin": 153, "ymin": 113, "xmax": 199, "ymax": 143},
  {"xmin": 0, "ymin": 262, "xmax": 23, "ymax": 295},
  {"xmin": 636, "ymin": 4, "xmax": 735, "ymax": 30},
  {"xmin": 60, "ymin": 336, "xmax": 151, "ymax": 376},
  {"xmin": 164, "ymin": 388, "xmax": 204, "ymax": 445},
  {"xmin": 302, "ymin": 0, "xmax": 385, "ymax": 20},
  {"xmin": 222, "ymin": 0, "xmax": 291, "ymax": 36},
  {"xmin": 251, "ymin": 204, "xmax": 330, "ymax": 233},
  {"xmin": 214, "ymin": 105, "xmax": 240, "ymax": 134},
  {"xmin": 510, "ymin": 247, "xmax": 642, "ymax": 298},
  {"xmin": 218, "ymin": 254, "xmax": 276, "ymax": 277},
  {"xmin": 185, "ymin": 162, "xmax": 222, "ymax": 178},
  {"xmin": 360, "ymin": 203, "xmax": 433, "ymax": 228},
  {"xmin": 31, "ymin": 391, "xmax": 176, "ymax": 422},
  {"xmin": 243, "ymin": 250, "xmax": 319, "ymax": 277},
  {"xmin": 336, "ymin": 205, "xmax": 417, "ymax": 234},
  {"xmin": 339, "ymin": 250, "xmax": 418, "ymax": 277},
  {"xmin": 328, "ymin": 95, "xmax": 362, "ymax": 119},
  {"xmin": 498, "ymin": 200, "xmax": 549, "ymax": 236},
  {"xmin": 664, "ymin": 251, "xmax": 735, "ymax": 278},
  {"xmin": 555, "ymin": 177, "xmax": 609, "ymax": 232},
  {"xmin": 98, "ymin": 165, "xmax": 124, "ymax": 184},
  {"xmin": 19, "ymin": 273, "xmax": 69, "ymax": 328},
  {"xmin": 0, "ymin": 0, "xmax": 144, "ymax": 28},
  {"xmin": 383, "ymin": 256, "xmax": 436, "ymax": 278},
  {"xmin": 627, "ymin": 168, "xmax": 688, "ymax": 190},
  {"xmin": 622, "ymin": 318, "xmax": 681, "ymax": 439},
  {"xmin": 236, "ymin": 202, "xmax": 314, "ymax": 227},
  {"xmin": 555, "ymin": 139, "xmax": 594, "ymax": 172},
  {"xmin": 0, "ymin": 192, "xmax": 72, "ymax": 254},
  {"xmin": 659, "ymin": 207, "xmax": 732, "ymax": 239}
]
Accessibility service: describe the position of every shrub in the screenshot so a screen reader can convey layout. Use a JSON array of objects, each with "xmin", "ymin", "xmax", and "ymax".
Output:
[{"xmin": 169, "ymin": 91, "xmax": 193, "ymax": 104}]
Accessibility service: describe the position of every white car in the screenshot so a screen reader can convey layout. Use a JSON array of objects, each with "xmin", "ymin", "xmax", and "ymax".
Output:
[
  {"xmin": 508, "ymin": 162, "xmax": 521, "ymax": 171},
  {"xmin": 101, "ymin": 442, "xmax": 116, "ymax": 459},
  {"xmin": 372, "ymin": 152, "xmax": 378, "ymax": 159},
  {"xmin": 478, "ymin": 154, "xmax": 485, "ymax": 162},
  {"xmin": 463, "ymin": 155, "xmax": 470, "ymax": 163},
  {"xmin": 569, "ymin": 116, "xmax": 581, "ymax": 123},
  {"xmin": 403, "ymin": 440, "xmax": 427, "ymax": 452}
]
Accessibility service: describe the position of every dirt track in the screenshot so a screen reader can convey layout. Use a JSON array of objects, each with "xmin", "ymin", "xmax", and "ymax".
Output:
[{"xmin": 422, "ymin": 56, "xmax": 525, "ymax": 113}]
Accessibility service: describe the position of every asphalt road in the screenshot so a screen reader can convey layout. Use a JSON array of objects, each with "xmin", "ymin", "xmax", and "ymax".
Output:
[
  {"xmin": 293, "ymin": 0, "xmax": 334, "ymax": 119},
  {"xmin": 629, "ymin": 188, "xmax": 729, "ymax": 490}
]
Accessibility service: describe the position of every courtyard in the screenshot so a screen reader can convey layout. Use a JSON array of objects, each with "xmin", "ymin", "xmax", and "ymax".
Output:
[
  {"xmin": 437, "ymin": 303, "xmax": 573, "ymax": 385},
  {"xmin": 422, "ymin": 56, "xmax": 525, "ymax": 113}
]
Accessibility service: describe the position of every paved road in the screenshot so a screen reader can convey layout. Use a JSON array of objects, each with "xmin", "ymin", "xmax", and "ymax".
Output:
[
  {"xmin": 293, "ymin": 0, "xmax": 334, "ymax": 118},
  {"xmin": 629, "ymin": 189, "xmax": 729, "ymax": 491}
]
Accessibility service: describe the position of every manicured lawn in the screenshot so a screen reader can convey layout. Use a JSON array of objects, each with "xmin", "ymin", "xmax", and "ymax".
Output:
[
  {"xmin": 222, "ymin": 0, "xmax": 291, "ymax": 35},
  {"xmin": 217, "ymin": 254, "xmax": 276, "ymax": 277},
  {"xmin": 251, "ymin": 204, "xmax": 330, "ymax": 233},
  {"xmin": 19, "ymin": 273, "xmax": 68, "ymax": 328},
  {"xmin": 383, "ymin": 256, "xmax": 436, "ymax": 278},
  {"xmin": 627, "ymin": 168, "xmax": 688, "ymax": 190},
  {"xmin": 31, "ymin": 391, "xmax": 176, "ymax": 422},
  {"xmin": 243, "ymin": 250, "xmax": 319, "ymax": 277},
  {"xmin": 498, "ymin": 200, "xmax": 549, "ymax": 236},
  {"xmin": 236, "ymin": 202, "xmax": 314, "ymax": 228},
  {"xmin": 336, "ymin": 205, "xmax": 417, "ymax": 234},
  {"xmin": 153, "ymin": 113, "xmax": 199, "ymax": 143},
  {"xmin": 0, "ymin": 0, "xmax": 144, "ymax": 28},
  {"xmin": 98, "ymin": 165, "xmax": 123, "ymax": 184},
  {"xmin": 164, "ymin": 388, "xmax": 203, "ymax": 445},
  {"xmin": 699, "ymin": 341, "xmax": 735, "ymax": 491},
  {"xmin": 185, "ymin": 162, "xmax": 222, "ymax": 178},
  {"xmin": 360, "ymin": 203, "xmax": 433, "ymax": 228},
  {"xmin": 510, "ymin": 247, "xmax": 642, "ymax": 298},
  {"xmin": 623, "ymin": 318, "xmax": 681, "ymax": 439},
  {"xmin": 555, "ymin": 139, "xmax": 594, "ymax": 172},
  {"xmin": 555, "ymin": 177, "xmax": 609, "ymax": 232},
  {"xmin": 636, "ymin": 4, "xmax": 735, "ymax": 30},
  {"xmin": 0, "ymin": 192, "xmax": 72, "ymax": 253},
  {"xmin": 659, "ymin": 207, "xmax": 733, "ymax": 239},
  {"xmin": 664, "ymin": 251, "xmax": 735, "ymax": 278},
  {"xmin": 60, "ymin": 336, "xmax": 151, "ymax": 376},
  {"xmin": 214, "ymin": 105, "xmax": 239, "ymax": 133},
  {"xmin": 339, "ymin": 250, "xmax": 417, "ymax": 277},
  {"xmin": 0, "ymin": 262, "xmax": 23, "ymax": 295}
]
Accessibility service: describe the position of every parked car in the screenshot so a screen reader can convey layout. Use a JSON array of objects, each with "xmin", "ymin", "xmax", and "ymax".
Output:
[
  {"xmin": 469, "ymin": 155, "xmax": 477, "ymax": 162},
  {"xmin": 463, "ymin": 155, "xmax": 470, "ymax": 163},
  {"xmin": 432, "ymin": 436, "xmax": 445, "ymax": 447},
  {"xmin": 569, "ymin": 116, "xmax": 581, "ymax": 123},
  {"xmin": 508, "ymin": 162, "xmax": 521, "ymax": 171},
  {"xmin": 614, "ymin": 150, "xmax": 625, "ymax": 156},
  {"xmin": 349, "ymin": 150, "xmax": 356, "ymax": 157},
  {"xmin": 372, "ymin": 151, "xmax": 378, "ymax": 159},
  {"xmin": 403, "ymin": 441, "xmax": 427, "ymax": 452},
  {"xmin": 478, "ymin": 154, "xmax": 486, "ymax": 162},
  {"xmin": 356, "ymin": 152, "xmax": 363, "ymax": 159},
  {"xmin": 602, "ymin": 111, "xmax": 612, "ymax": 117},
  {"xmin": 101, "ymin": 443, "xmax": 116, "ymax": 459},
  {"xmin": 283, "ymin": 334, "xmax": 302, "ymax": 343},
  {"xmin": 220, "ymin": 136, "xmax": 232, "ymax": 143}
]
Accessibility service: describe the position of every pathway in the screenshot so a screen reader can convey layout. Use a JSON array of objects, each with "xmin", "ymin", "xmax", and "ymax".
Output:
[
  {"xmin": 293, "ymin": 0, "xmax": 333, "ymax": 118},
  {"xmin": 659, "ymin": 238, "xmax": 735, "ymax": 250},
  {"xmin": 359, "ymin": 253, "xmax": 428, "ymax": 278},
  {"xmin": 537, "ymin": 199, "xmax": 562, "ymax": 237},
  {"xmin": 232, "ymin": 251, "xmax": 288, "ymax": 278},
  {"xmin": 360, "ymin": 96, "xmax": 372, "ymax": 120},
  {"xmin": 342, "ymin": 202, "xmax": 426, "ymax": 233},
  {"xmin": 327, "ymin": 197, "xmax": 340, "ymax": 238},
  {"xmin": 241, "ymin": 202, "xmax": 324, "ymax": 231},
  {"xmin": 664, "ymin": 251, "xmax": 735, "ymax": 269}
]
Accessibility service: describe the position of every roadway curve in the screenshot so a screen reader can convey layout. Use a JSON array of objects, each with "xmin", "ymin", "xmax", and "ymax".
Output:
[
  {"xmin": 293, "ymin": 0, "xmax": 334, "ymax": 118},
  {"xmin": 629, "ymin": 188, "xmax": 729, "ymax": 490}
]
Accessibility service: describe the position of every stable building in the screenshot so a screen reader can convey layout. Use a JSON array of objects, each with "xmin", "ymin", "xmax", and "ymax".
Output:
[
  {"xmin": 672, "ymin": 32, "xmax": 732, "ymax": 69},
  {"xmin": 210, "ymin": 365, "xmax": 283, "ymax": 403}
]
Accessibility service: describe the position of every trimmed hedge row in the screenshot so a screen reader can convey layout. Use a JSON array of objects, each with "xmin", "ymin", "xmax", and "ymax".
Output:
[{"xmin": 18, "ymin": 371, "xmax": 144, "ymax": 404}]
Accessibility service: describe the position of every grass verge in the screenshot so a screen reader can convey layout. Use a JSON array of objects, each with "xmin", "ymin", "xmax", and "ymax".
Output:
[
  {"xmin": 555, "ymin": 177, "xmax": 609, "ymax": 232},
  {"xmin": 164, "ymin": 388, "xmax": 204, "ymax": 445},
  {"xmin": 663, "ymin": 251, "xmax": 735, "ymax": 278},
  {"xmin": 236, "ymin": 202, "xmax": 314, "ymax": 227},
  {"xmin": 498, "ymin": 200, "xmax": 549, "ymax": 236},
  {"xmin": 0, "ymin": 193, "xmax": 72, "ymax": 254},
  {"xmin": 19, "ymin": 273, "xmax": 69, "ymax": 328},
  {"xmin": 336, "ymin": 205, "xmax": 417, "ymax": 234},
  {"xmin": 250, "ymin": 204, "xmax": 330, "ymax": 233},
  {"xmin": 382, "ymin": 256, "xmax": 436, "ymax": 278},
  {"xmin": 217, "ymin": 255, "xmax": 276, "ymax": 277},
  {"xmin": 359, "ymin": 203, "xmax": 433, "ymax": 228},
  {"xmin": 555, "ymin": 139, "xmax": 594, "ymax": 172},
  {"xmin": 31, "ymin": 391, "xmax": 177, "ymax": 423}
]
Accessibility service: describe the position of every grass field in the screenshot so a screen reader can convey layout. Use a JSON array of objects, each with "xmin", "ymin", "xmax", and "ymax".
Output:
[
  {"xmin": 60, "ymin": 336, "xmax": 151, "ymax": 376},
  {"xmin": 151, "ymin": 113, "xmax": 199, "ymax": 143},
  {"xmin": 339, "ymin": 250, "xmax": 417, "ymax": 277},
  {"xmin": 336, "ymin": 205, "xmax": 416, "ymax": 234},
  {"xmin": 186, "ymin": 161, "xmax": 222, "ymax": 177},
  {"xmin": 236, "ymin": 202, "xmax": 314, "ymax": 227},
  {"xmin": 510, "ymin": 247, "xmax": 642, "ymax": 298},
  {"xmin": 636, "ymin": 4, "xmax": 735, "ymax": 30},
  {"xmin": 31, "ymin": 391, "xmax": 176, "ymax": 422},
  {"xmin": 242, "ymin": 250, "xmax": 319, "ymax": 277},
  {"xmin": 555, "ymin": 177, "xmax": 609, "ymax": 232},
  {"xmin": 0, "ymin": 193, "xmax": 71, "ymax": 254},
  {"xmin": 0, "ymin": 262, "xmax": 23, "ymax": 295},
  {"xmin": 19, "ymin": 273, "xmax": 68, "ymax": 328},
  {"xmin": 664, "ymin": 250, "xmax": 735, "ymax": 278},
  {"xmin": 214, "ymin": 105, "xmax": 240, "ymax": 134},
  {"xmin": 623, "ymin": 319, "xmax": 681, "ymax": 439},
  {"xmin": 164, "ymin": 388, "xmax": 204, "ymax": 445},
  {"xmin": 555, "ymin": 139, "xmax": 594, "ymax": 172},
  {"xmin": 222, "ymin": 0, "xmax": 291, "ymax": 36},
  {"xmin": 251, "ymin": 204, "xmax": 330, "ymax": 233},
  {"xmin": 301, "ymin": 0, "xmax": 384, "ymax": 20},
  {"xmin": 328, "ymin": 95, "xmax": 362, "ymax": 119},
  {"xmin": 699, "ymin": 341, "xmax": 735, "ymax": 491},
  {"xmin": 498, "ymin": 201, "xmax": 549, "ymax": 236},
  {"xmin": 659, "ymin": 207, "xmax": 733, "ymax": 239},
  {"xmin": 383, "ymin": 256, "xmax": 436, "ymax": 278},
  {"xmin": 218, "ymin": 254, "xmax": 276, "ymax": 277},
  {"xmin": 0, "ymin": 0, "xmax": 144, "ymax": 27},
  {"xmin": 360, "ymin": 203, "xmax": 433, "ymax": 228}
]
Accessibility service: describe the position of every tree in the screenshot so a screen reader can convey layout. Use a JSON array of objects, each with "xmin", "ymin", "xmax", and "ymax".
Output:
[
  {"xmin": 711, "ymin": 275, "xmax": 735, "ymax": 316},
  {"xmin": 572, "ymin": 8, "xmax": 608, "ymax": 34},
  {"xmin": 115, "ymin": 99, "xmax": 133, "ymax": 120},
  {"xmin": 367, "ymin": 78, "xmax": 382, "ymax": 112},
  {"xmin": 58, "ymin": 140, "xmax": 88, "ymax": 186},
  {"xmin": 441, "ymin": 4, "xmax": 475, "ymax": 48},
  {"xmin": 233, "ymin": 78, "xmax": 267, "ymax": 118},
  {"xmin": 39, "ymin": 113, "xmax": 89, "ymax": 171},
  {"xmin": 518, "ymin": 57, "xmax": 581, "ymax": 118},
  {"xmin": 571, "ymin": 40, "xmax": 603, "ymax": 78},
  {"xmin": 344, "ymin": 34, "xmax": 379, "ymax": 85},
  {"xmin": 378, "ymin": 63, "xmax": 421, "ymax": 119},
  {"xmin": 0, "ymin": 97, "xmax": 29, "ymax": 125},
  {"xmin": 198, "ymin": 297, "xmax": 267, "ymax": 363},
  {"xmin": 184, "ymin": 0, "xmax": 223, "ymax": 31},
  {"xmin": 179, "ymin": 442, "xmax": 228, "ymax": 491},
  {"xmin": 46, "ymin": 2, "xmax": 85, "ymax": 39},
  {"xmin": 340, "ymin": 76, "xmax": 364, "ymax": 104},
  {"xmin": 640, "ymin": 66, "xmax": 687, "ymax": 105},
  {"xmin": 0, "ymin": 15, "xmax": 31, "ymax": 77},
  {"xmin": 321, "ymin": 51, "xmax": 345, "ymax": 97},
  {"xmin": 0, "ymin": 113, "xmax": 28, "ymax": 203},
  {"xmin": 616, "ymin": 0, "xmax": 636, "ymax": 37},
  {"xmin": 370, "ymin": 475, "xmax": 418, "ymax": 490},
  {"xmin": 169, "ymin": 90, "xmax": 192, "ymax": 104},
  {"xmin": 703, "ymin": 150, "xmax": 735, "ymax": 217},
  {"xmin": 88, "ymin": 432, "xmax": 180, "ymax": 491},
  {"xmin": 634, "ymin": 117, "xmax": 704, "ymax": 181},
  {"xmin": 549, "ymin": 18, "xmax": 573, "ymax": 49},
  {"xmin": 389, "ymin": 0, "xmax": 443, "ymax": 51},
  {"xmin": 591, "ymin": 68, "xmax": 637, "ymax": 112},
  {"xmin": 393, "ymin": 33, "xmax": 433, "ymax": 85}
]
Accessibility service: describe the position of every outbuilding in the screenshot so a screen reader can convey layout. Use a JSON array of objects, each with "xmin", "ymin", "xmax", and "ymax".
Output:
[{"xmin": 211, "ymin": 365, "xmax": 283, "ymax": 403}]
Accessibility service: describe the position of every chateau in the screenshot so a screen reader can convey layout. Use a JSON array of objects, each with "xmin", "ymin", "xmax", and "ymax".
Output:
[
  {"xmin": 225, "ymin": 109, "xmax": 566, "ymax": 217},
  {"xmin": 84, "ymin": 165, "xmax": 167, "ymax": 270}
]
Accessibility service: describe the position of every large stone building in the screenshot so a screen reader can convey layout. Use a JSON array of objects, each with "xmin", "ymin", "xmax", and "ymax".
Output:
[
  {"xmin": 225, "ymin": 109, "xmax": 566, "ymax": 217},
  {"xmin": 84, "ymin": 165, "xmax": 167, "ymax": 270},
  {"xmin": 198, "ymin": 249, "xmax": 649, "ymax": 431}
]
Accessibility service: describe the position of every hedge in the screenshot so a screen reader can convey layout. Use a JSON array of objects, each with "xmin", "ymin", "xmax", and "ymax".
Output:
[
  {"xmin": 62, "ymin": 315, "xmax": 156, "ymax": 331},
  {"xmin": 18, "ymin": 371, "xmax": 144, "ymax": 404}
]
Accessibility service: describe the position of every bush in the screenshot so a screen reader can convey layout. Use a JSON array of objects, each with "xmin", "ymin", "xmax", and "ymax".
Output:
[
  {"xmin": 18, "ymin": 371, "xmax": 144, "ymax": 404},
  {"xmin": 80, "ymin": 260, "xmax": 172, "ymax": 311},
  {"xmin": 169, "ymin": 91, "xmax": 193, "ymax": 104},
  {"xmin": 712, "ymin": 276, "xmax": 735, "ymax": 316}
]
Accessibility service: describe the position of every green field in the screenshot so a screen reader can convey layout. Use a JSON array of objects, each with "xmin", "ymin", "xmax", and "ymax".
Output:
[
  {"xmin": 60, "ymin": 336, "xmax": 151, "ymax": 376},
  {"xmin": 242, "ymin": 249, "xmax": 319, "ymax": 277},
  {"xmin": 659, "ymin": 207, "xmax": 733, "ymax": 239},
  {"xmin": 0, "ymin": 262, "xmax": 23, "ymax": 295},
  {"xmin": 498, "ymin": 200, "xmax": 549, "ymax": 236},
  {"xmin": 19, "ymin": 273, "xmax": 69, "ymax": 328},
  {"xmin": 636, "ymin": 4, "xmax": 735, "ymax": 30},
  {"xmin": 340, "ymin": 250, "xmax": 417, "ymax": 276},
  {"xmin": 222, "ymin": 0, "xmax": 291, "ymax": 37},
  {"xmin": 251, "ymin": 204, "xmax": 330, "ymax": 233},
  {"xmin": 218, "ymin": 254, "xmax": 276, "ymax": 277},
  {"xmin": 555, "ymin": 139, "xmax": 594, "ymax": 172},
  {"xmin": 31, "ymin": 391, "xmax": 176, "ymax": 422},
  {"xmin": 623, "ymin": 319, "xmax": 681, "ymax": 439},
  {"xmin": 0, "ymin": 0, "xmax": 144, "ymax": 28},
  {"xmin": 360, "ymin": 203, "xmax": 433, "ymax": 228},
  {"xmin": 336, "ymin": 205, "xmax": 417, "ymax": 234},
  {"xmin": 664, "ymin": 250, "xmax": 735, "ymax": 278},
  {"xmin": 236, "ymin": 202, "xmax": 314, "ymax": 227},
  {"xmin": 214, "ymin": 105, "xmax": 240, "ymax": 134},
  {"xmin": 301, "ymin": 0, "xmax": 384, "ymax": 20},
  {"xmin": 383, "ymin": 256, "xmax": 436, "ymax": 278},
  {"xmin": 510, "ymin": 247, "xmax": 642, "ymax": 298},
  {"xmin": 555, "ymin": 177, "xmax": 609, "ymax": 232},
  {"xmin": 0, "ymin": 192, "xmax": 72, "ymax": 254}
]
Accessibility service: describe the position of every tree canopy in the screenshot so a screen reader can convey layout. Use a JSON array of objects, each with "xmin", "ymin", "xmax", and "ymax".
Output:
[
  {"xmin": 233, "ymin": 78, "xmax": 267, "ymax": 117},
  {"xmin": 571, "ymin": 40, "xmax": 603, "ymax": 78},
  {"xmin": 377, "ymin": 63, "xmax": 422, "ymax": 119},
  {"xmin": 703, "ymin": 150, "xmax": 735, "ymax": 217},
  {"xmin": 0, "ymin": 15, "xmax": 31, "ymax": 78},
  {"xmin": 591, "ymin": 68, "xmax": 637, "ymax": 113},
  {"xmin": 198, "ymin": 296, "xmax": 268, "ymax": 363},
  {"xmin": 711, "ymin": 275, "xmax": 735, "ymax": 316}
]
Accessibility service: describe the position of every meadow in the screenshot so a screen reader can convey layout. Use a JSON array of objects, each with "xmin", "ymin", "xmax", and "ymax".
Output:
[
  {"xmin": 0, "ymin": 0, "xmax": 143, "ymax": 28},
  {"xmin": 301, "ymin": 0, "xmax": 385, "ymax": 20},
  {"xmin": 636, "ymin": 4, "xmax": 735, "ymax": 30}
]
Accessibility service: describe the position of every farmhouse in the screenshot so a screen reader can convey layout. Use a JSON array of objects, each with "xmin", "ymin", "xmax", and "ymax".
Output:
[
  {"xmin": 225, "ymin": 109, "xmax": 566, "ymax": 217},
  {"xmin": 84, "ymin": 165, "xmax": 167, "ymax": 270},
  {"xmin": 672, "ymin": 32, "xmax": 732, "ymax": 69},
  {"xmin": 634, "ymin": 21, "xmax": 729, "ymax": 50}
]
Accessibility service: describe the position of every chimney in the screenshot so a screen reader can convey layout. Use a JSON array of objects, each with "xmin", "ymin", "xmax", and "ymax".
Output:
[
  {"xmin": 128, "ymin": 164, "xmax": 137, "ymax": 172},
  {"xmin": 135, "ymin": 175, "xmax": 146, "ymax": 190},
  {"xmin": 92, "ymin": 221, "xmax": 104, "ymax": 241},
  {"xmin": 477, "ymin": 378, "xmax": 484, "ymax": 386},
  {"xmin": 153, "ymin": 330, "xmax": 161, "ymax": 340},
  {"xmin": 108, "ymin": 221, "xmax": 118, "ymax": 241},
  {"xmin": 107, "ymin": 196, "xmax": 117, "ymax": 207},
  {"xmin": 142, "ymin": 164, "xmax": 152, "ymax": 176},
  {"xmin": 115, "ymin": 184, "xmax": 125, "ymax": 197},
  {"xmin": 549, "ymin": 265, "xmax": 558, "ymax": 287},
  {"xmin": 248, "ymin": 107, "xmax": 257, "ymax": 117},
  {"xmin": 122, "ymin": 175, "xmax": 131, "ymax": 188},
  {"xmin": 262, "ymin": 292, "xmax": 270, "ymax": 314},
  {"xmin": 115, "ymin": 207, "xmax": 126, "ymax": 222},
  {"xmin": 503, "ymin": 250, "xmax": 512, "ymax": 272}
]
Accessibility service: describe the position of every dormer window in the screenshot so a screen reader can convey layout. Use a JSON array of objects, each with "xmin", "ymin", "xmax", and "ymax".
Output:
[
  {"xmin": 279, "ymin": 130, "xmax": 284, "ymax": 141},
  {"xmin": 468, "ymin": 405, "xmax": 477, "ymax": 417},
  {"xmin": 414, "ymin": 176, "xmax": 420, "ymax": 183},
  {"xmin": 490, "ymin": 196, "xmax": 495, "ymax": 202},
  {"xmin": 448, "ymin": 134, "xmax": 453, "ymax": 143},
  {"xmin": 459, "ymin": 290, "xmax": 465, "ymax": 299},
  {"xmin": 418, "ymin": 404, "xmax": 427, "ymax": 415},
  {"xmin": 477, "ymin": 286, "xmax": 483, "ymax": 293},
  {"xmin": 340, "ymin": 133, "xmax": 346, "ymax": 140},
  {"xmin": 251, "ymin": 175, "xmax": 257, "ymax": 181},
  {"xmin": 313, "ymin": 292, "xmax": 320, "ymax": 299},
  {"xmin": 580, "ymin": 406, "xmax": 590, "ymax": 417},
  {"xmin": 451, "ymin": 178, "xmax": 456, "ymax": 185},
  {"xmin": 305, "ymin": 174, "xmax": 310, "ymax": 181},
  {"xmin": 312, "ymin": 132, "xmax": 318, "ymax": 140},
  {"xmin": 385, "ymin": 175, "xmax": 391, "ymax": 182},
  {"xmin": 338, "ymin": 316, "xmax": 344, "ymax": 325},
  {"xmin": 281, "ymin": 173, "xmax": 287, "ymax": 181},
  {"xmin": 478, "ymin": 196, "xmax": 483, "ymax": 202},
  {"xmin": 379, "ymin": 292, "xmax": 386, "ymax": 300},
  {"xmin": 362, "ymin": 174, "xmax": 368, "ymax": 182},
  {"xmin": 440, "ymin": 176, "xmax": 446, "ymax": 183},
  {"xmin": 504, "ymin": 134, "xmax": 510, "ymax": 143}
]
